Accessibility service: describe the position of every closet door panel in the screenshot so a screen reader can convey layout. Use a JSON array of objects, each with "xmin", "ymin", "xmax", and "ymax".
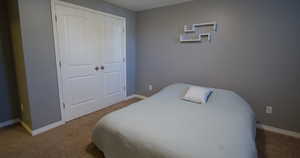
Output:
[
  {"xmin": 56, "ymin": 5, "xmax": 100, "ymax": 121},
  {"xmin": 101, "ymin": 16, "xmax": 126, "ymax": 105},
  {"xmin": 55, "ymin": 2, "xmax": 126, "ymax": 121}
]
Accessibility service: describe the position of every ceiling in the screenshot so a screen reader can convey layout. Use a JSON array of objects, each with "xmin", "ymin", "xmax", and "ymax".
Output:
[{"xmin": 104, "ymin": 0, "xmax": 193, "ymax": 11}]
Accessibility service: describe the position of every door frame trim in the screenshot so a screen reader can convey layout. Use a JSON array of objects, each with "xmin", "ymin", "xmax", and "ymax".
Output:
[{"xmin": 51, "ymin": 0, "xmax": 127, "ymax": 122}]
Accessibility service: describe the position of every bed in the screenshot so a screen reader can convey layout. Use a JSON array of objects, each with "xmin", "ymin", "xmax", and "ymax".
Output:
[{"xmin": 92, "ymin": 83, "xmax": 257, "ymax": 158}]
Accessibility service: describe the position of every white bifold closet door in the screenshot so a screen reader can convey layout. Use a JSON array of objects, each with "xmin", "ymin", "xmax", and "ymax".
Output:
[{"xmin": 55, "ymin": 4, "xmax": 126, "ymax": 121}]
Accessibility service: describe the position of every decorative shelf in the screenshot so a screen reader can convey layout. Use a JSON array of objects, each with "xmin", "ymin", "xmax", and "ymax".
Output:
[
  {"xmin": 184, "ymin": 21, "xmax": 217, "ymax": 33},
  {"xmin": 180, "ymin": 21, "xmax": 217, "ymax": 43},
  {"xmin": 180, "ymin": 33, "xmax": 211, "ymax": 42}
]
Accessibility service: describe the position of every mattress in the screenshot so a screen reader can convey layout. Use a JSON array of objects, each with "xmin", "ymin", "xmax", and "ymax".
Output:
[{"xmin": 92, "ymin": 83, "xmax": 257, "ymax": 158}]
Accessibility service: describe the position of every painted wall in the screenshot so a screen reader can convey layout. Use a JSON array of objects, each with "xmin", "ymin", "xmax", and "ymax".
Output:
[
  {"xmin": 136, "ymin": 0, "xmax": 300, "ymax": 132},
  {"xmin": 0, "ymin": 0, "xmax": 19, "ymax": 123},
  {"xmin": 16, "ymin": 0, "xmax": 62, "ymax": 129},
  {"xmin": 12, "ymin": 0, "xmax": 136, "ymax": 130}
]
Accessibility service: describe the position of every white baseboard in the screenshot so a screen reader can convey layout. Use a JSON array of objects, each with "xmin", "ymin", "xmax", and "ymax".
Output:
[
  {"xmin": 127, "ymin": 95, "xmax": 300, "ymax": 138},
  {"xmin": 31, "ymin": 121, "xmax": 65, "ymax": 136},
  {"xmin": 11, "ymin": 99, "xmax": 298, "ymax": 139},
  {"xmin": 125, "ymin": 95, "xmax": 300, "ymax": 138},
  {"xmin": 127, "ymin": 94, "xmax": 148, "ymax": 100},
  {"xmin": 0, "ymin": 119, "xmax": 20, "ymax": 128},
  {"xmin": 20, "ymin": 120, "xmax": 65, "ymax": 136},
  {"xmin": 256, "ymin": 124, "xmax": 300, "ymax": 139}
]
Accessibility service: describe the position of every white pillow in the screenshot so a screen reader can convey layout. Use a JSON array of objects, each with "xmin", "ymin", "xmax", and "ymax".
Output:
[{"xmin": 182, "ymin": 86, "xmax": 213, "ymax": 104}]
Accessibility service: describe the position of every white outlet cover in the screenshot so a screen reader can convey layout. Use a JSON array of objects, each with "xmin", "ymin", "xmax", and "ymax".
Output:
[
  {"xmin": 148, "ymin": 85, "xmax": 153, "ymax": 91},
  {"xmin": 266, "ymin": 106, "xmax": 272, "ymax": 114}
]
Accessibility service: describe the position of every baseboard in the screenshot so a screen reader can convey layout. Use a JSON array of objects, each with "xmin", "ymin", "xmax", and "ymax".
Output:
[
  {"xmin": 256, "ymin": 124, "xmax": 300, "ymax": 139},
  {"xmin": 20, "ymin": 120, "xmax": 65, "ymax": 136},
  {"xmin": 0, "ymin": 118, "xmax": 20, "ymax": 128},
  {"xmin": 13, "ymin": 97, "xmax": 297, "ymax": 139},
  {"xmin": 127, "ymin": 95, "xmax": 300, "ymax": 138},
  {"xmin": 127, "ymin": 94, "xmax": 148, "ymax": 100},
  {"xmin": 32, "ymin": 121, "xmax": 65, "ymax": 136},
  {"xmin": 125, "ymin": 95, "xmax": 300, "ymax": 138}
]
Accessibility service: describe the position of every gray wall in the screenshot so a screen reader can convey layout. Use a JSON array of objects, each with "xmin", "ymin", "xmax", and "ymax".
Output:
[
  {"xmin": 0, "ymin": 0, "xmax": 19, "ymax": 123},
  {"xmin": 17, "ymin": 0, "xmax": 62, "ymax": 129},
  {"xmin": 14, "ymin": 0, "xmax": 136, "ymax": 130},
  {"xmin": 136, "ymin": 0, "xmax": 300, "ymax": 132}
]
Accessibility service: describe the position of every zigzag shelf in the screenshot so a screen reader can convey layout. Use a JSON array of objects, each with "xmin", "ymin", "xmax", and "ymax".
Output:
[{"xmin": 180, "ymin": 21, "xmax": 217, "ymax": 43}]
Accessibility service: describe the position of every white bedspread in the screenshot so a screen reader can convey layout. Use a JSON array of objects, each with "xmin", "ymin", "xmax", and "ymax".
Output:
[{"xmin": 92, "ymin": 83, "xmax": 257, "ymax": 158}]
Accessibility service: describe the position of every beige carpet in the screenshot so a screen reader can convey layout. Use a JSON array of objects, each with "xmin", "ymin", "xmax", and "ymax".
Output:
[{"xmin": 0, "ymin": 98, "xmax": 299, "ymax": 158}]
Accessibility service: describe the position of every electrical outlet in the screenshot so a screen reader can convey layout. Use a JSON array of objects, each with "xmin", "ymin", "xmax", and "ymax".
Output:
[
  {"xmin": 148, "ymin": 84, "xmax": 153, "ymax": 91},
  {"xmin": 20, "ymin": 104, "xmax": 24, "ymax": 112},
  {"xmin": 266, "ymin": 106, "xmax": 272, "ymax": 114}
]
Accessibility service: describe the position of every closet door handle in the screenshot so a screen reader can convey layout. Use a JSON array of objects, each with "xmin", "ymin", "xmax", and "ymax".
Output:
[
  {"xmin": 95, "ymin": 66, "xmax": 99, "ymax": 71},
  {"xmin": 100, "ymin": 66, "xmax": 105, "ymax": 70}
]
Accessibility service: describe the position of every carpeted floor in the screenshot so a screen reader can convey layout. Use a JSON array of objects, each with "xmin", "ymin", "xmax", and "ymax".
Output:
[{"xmin": 0, "ymin": 98, "xmax": 299, "ymax": 158}]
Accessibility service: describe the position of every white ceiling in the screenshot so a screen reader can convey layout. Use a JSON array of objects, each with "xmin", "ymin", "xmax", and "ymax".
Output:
[{"xmin": 104, "ymin": 0, "xmax": 193, "ymax": 11}]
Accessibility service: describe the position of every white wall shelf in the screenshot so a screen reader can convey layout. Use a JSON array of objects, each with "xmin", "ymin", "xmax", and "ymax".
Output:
[
  {"xmin": 180, "ymin": 32, "xmax": 211, "ymax": 42},
  {"xmin": 180, "ymin": 21, "xmax": 217, "ymax": 43}
]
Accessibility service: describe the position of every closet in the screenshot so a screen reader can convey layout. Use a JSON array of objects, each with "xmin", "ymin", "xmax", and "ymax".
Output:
[{"xmin": 54, "ymin": 2, "xmax": 126, "ymax": 121}]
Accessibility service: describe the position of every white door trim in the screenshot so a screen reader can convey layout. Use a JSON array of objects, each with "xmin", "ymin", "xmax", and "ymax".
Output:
[
  {"xmin": 51, "ymin": 0, "xmax": 127, "ymax": 122},
  {"xmin": 51, "ymin": 0, "xmax": 65, "ymax": 123}
]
